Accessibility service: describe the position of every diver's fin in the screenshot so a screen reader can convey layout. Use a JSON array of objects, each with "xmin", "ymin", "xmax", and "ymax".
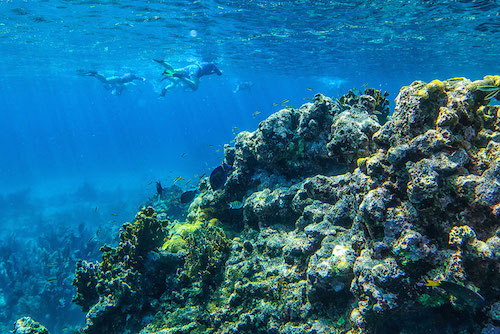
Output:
[
  {"xmin": 154, "ymin": 59, "xmax": 174, "ymax": 71},
  {"xmin": 162, "ymin": 69, "xmax": 175, "ymax": 77},
  {"xmin": 76, "ymin": 69, "xmax": 97, "ymax": 76}
]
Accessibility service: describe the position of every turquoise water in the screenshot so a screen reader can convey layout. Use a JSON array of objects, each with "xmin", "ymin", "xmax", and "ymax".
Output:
[{"xmin": 0, "ymin": 1, "xmax": 499, "ymax": 333}]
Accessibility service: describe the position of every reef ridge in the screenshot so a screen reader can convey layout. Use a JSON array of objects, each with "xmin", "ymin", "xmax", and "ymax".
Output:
[{"xmin": 17, "ymin": 76, "xmax": 500, "ymax": 334}]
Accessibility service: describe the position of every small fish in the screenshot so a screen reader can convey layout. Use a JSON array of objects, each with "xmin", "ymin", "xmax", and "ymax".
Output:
[
  {"xmin": 147, "ymin": 181, "xmax": 153, "ymax": 185},
  {"xmin": 228, "ymin": 200, "xmax": 244, "ymax": 209},
  {"xmin": 94, "ymin": 206, "xmax": 98, "ymax": 212},
  {"xmin": 252, "ymin": 110, "xmax": 261, "ymax": 118},
  {"xmin": 272, "ymin": 102, "xmax": 278, "ymax": 106},
  {"xmin": 156, "ymin": 181, "xmax": 163, "ymax": 196},
  {"xmin": 208, "ymin": 144, "xmax": 214, "ymax": 147},
  {"xmin": 426, "ymin": 279, "xmax": 485, "ymax": 307},
  {"xmin": 304, "ymin": 97, "xmax": 313, "ymax": 101},
  {"xmin": 47, "ymin": 277, "xmax": 58, "ymax": 282},
  {"xmin": 486, "ymin": 89, "xmax": 500, "ymax": 100},
  {"xmin": 47, "ymin": 263, "xmax": 57, "ymax": 267},
  {"xmin": 476, "ymin": 85, "xmax": 500, "ymax": 92},
  {"xmin": 109, "ymin": 220, "xmax": 117, "ymax": 224},
  {"xmin": 111, "ymin": 213, "xmax": 118, "ymax": 216},
  {"xmin": 173, "ymin": 176, "xmax": 184, "ymax": 183},
  {"xmin": 198, "ymin": 173, "xmax": 206, "ymax": 179},
  {"xmin": 280, "ymin": 99, "xmax": 289, "ymax": 105},
  {"xmin": 307, "ymin": 87, "xmax": 314, "ymax": 91},
  {"xmin": 181, "ymin": 152, "xmax": 187, "ymax": 157},
  {"xmin": 425, "ymin": 279, "xmax": 441, "ymax": 287},
  {"xmin": 232, "ymin": 126, "xmax": 239, "ymax": 130}
]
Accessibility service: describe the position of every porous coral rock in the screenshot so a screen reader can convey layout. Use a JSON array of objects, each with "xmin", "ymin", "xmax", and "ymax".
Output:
[
  {"xmin": 350, "ymin": 250, "xmax": 405, "ymax": 319},
  {"xmin": 12, "ymin": 317, "xmax": 49, "ymax": 334},
  {"xmin": 66, "ymin": 77, "xmax": 500, "ymax": 334},
  {"xmin": 392, "ymin": 229, "xmax": 436, "ymax": 265},
  {"xmin": 307, "ymin": 231, "xmax": 357, "ymax": 296}
]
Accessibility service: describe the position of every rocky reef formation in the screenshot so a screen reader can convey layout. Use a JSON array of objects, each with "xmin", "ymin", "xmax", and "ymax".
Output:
[
  {"xmin": 23, "ymin": 76, "xmax": 499, "ymax": 334},
  {"xmin": 12, "ymin": 317, "xmax": 49, "ymax": 334}
]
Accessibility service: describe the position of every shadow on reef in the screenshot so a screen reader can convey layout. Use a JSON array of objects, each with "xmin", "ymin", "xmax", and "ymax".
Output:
[{"xmin": 16, "ymin": 76, "xmax": 500, "ymax": 334}]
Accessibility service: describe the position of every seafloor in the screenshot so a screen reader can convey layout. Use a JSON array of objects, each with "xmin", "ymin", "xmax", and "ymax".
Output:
[{"xmin": 14, "ymin": 76, "xmax": 500, "ymax": 334}]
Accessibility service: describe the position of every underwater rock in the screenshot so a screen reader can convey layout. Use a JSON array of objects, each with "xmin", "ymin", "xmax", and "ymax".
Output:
[
  {"xmin": 12, "ymin": 317, "xmax": 49, "ymax": 334},
  {"xmin": 307, "ymin": 231, "xmax": 357, "ymax": 296},
  {"xmin": 67, "ymin": 77, "xmax": 500, "ymax": 334},
  {"xmin": 73, "ymin": 207, "xmax": 176, "ymax": 334},
  {"xmin": 229, "ymin": 94, "xmax": 345, "ymax": 180},
  {"xmin": 326, "ymin": 101, "xmax": 381, "ymax": 165}
]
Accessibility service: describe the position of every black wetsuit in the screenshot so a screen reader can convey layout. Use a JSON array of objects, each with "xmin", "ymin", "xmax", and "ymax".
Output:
[{"xmin": 176, "ymin": 62, "xmax": 222, "ymax": 79}]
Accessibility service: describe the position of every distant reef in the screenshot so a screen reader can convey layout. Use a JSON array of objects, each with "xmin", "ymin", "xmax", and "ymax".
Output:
[{"xmin": 18, "ymin": 76, "xmax": 500, "ymax": 334}]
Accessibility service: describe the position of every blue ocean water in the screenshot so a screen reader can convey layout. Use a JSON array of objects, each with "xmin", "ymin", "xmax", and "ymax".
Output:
[{"xmin": 0, "ymin": 0, "xmax": 498, "ymax": 332}]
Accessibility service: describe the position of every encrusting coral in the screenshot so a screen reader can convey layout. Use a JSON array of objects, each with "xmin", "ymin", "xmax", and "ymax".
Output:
[
  {"xmin": 12, "ymin": 317, "xmax": 49, "ymax": 334},
  {"xmin": 18, "ymin": 77, "xmax": 500, "ymax": 334}
]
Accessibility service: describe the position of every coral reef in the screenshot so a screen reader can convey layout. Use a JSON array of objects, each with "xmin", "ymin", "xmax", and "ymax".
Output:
[
  {"xmin": 20, "ymin": 76, "xmax": 500, "ymax": 333},
  {"xmin": 0, "ymin": 221, "xmax": 105, "ymax": 334},
  {"xmin": 71, "ymin": 206, "xmax": 230, "ymax": 334},
  {"xmin": 12, "ymin": 316, "xmax": 49, "ymax": 334},
  {"xmin": 72, "ymin": 207, "xmax": 173, "ymax": 333},
  {"xmin": 145, "ymin": 183, "xmax": 186, "ymax": 221}
]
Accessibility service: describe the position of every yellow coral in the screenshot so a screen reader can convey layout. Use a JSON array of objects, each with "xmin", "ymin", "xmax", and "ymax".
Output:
[
  {"xmin": 483, "ymin": 75, "xmax": 500, "ymax": 86},
  {"xmin": 449, "ymin": 225, "xmax": 476, "ymax": 246},
  {"xmin": 356, "ymin": 157, "xmax": 368, "ymax": 169},
  {"xmin": 337, "ymin": 260, "xmax": 350, "ymax": 273},
  {"xmin": 186, "ymin": 204, "xmax": 216, "ymax": 223},
  {"xmin": 417, "ymin": 88, "xmax": 429, "ymax": 99},
  {"xmin": 161, "ymin": 221, "xmax": 204, "ymax": 253},
  {"xmin": 426, "ymin": 79, "xmax": 445, "ymax": 93},
  {"xmin": 161, "ymin": 234, "xmax": 187, "ymax": 253},
  {"xmin": 208, "ymin": 218, "xmax": 220, "ymax": 226}
]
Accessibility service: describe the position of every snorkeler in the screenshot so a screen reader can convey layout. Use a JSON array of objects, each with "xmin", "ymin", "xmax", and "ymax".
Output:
[
  {"xmin": 153, "ymin": 59, "xmax": 222, "ymax": 96},
  {"xmin": 77, "ymin": 70, "xmax": 146, "ymax": 95}
]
